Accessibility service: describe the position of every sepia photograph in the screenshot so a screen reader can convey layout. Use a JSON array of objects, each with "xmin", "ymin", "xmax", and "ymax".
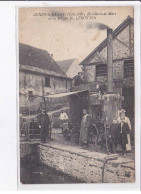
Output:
[{"xmin": 19, "ymin": 6, "xmax": 135, "ymax": 184}]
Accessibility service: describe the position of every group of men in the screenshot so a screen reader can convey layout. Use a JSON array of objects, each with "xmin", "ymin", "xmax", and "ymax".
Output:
[
  {"xmin": 109, "ymin": 109, "xmax": 132, "ymax": 156},
  {"xmin": 79, "ymin": 108, "xmax": 132, "ymax": 156},
  {"xmin": 34, "ymin": 106, "xmax": 132, "ymax": 156}
]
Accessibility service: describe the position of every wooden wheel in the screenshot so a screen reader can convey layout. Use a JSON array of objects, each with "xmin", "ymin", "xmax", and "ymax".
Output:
[{"xmin": 88, "ymin": 123, "xmax": 99, "ymax": 151}]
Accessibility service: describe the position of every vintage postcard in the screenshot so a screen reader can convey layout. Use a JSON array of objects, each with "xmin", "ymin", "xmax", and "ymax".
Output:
[{"xmin": 19, "ymin": 6, "xmax": 135, "ymax": 185}]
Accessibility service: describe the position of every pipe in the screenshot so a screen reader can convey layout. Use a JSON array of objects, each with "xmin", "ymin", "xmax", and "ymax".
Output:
[
  {"xmin": 107, "ymin": 29, "xmax": 113, "ymax": 93},
  {"xmin": 102, "ymin": 154, "xmax": 118, "ymax": 183},
  {"xmin": 104, "ymin": 122, "xmax": 109, "ymax": 153}
]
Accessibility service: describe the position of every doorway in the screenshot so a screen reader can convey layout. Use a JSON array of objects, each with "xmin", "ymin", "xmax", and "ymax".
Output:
[
  {"xmin": 122, "ymin": 86, "xmax": 134, "ymax": 133},
  {"xmin": 122, "ymin": 87, "xmax": 134, "ymax": 118}
]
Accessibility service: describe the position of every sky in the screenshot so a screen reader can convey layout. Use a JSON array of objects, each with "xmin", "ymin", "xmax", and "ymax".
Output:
[{"xmin": 19, "ymin": 6, "xmax": 133, "ymax": 63}]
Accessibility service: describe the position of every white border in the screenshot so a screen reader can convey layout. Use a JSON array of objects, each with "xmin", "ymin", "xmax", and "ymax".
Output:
[{"xmin": 15, "ymin": 1, "xmax": 140, "ymax": 190}]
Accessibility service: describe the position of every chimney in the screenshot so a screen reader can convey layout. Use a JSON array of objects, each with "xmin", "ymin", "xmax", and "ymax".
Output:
[{"xmin": 107, "ymin": 29, "xmax": 113, "ymax": 93}]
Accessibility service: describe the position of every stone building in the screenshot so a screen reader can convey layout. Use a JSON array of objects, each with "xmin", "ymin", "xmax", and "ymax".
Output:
[
  {"xmin": 57, "ymin": 58, "xmax": 82, "ymax": 79},
  {"xmin": 19, "ymin": 43, "xmax": 72, "ymax": 114},
  {"xmin": 79, "ymin": 16, "xmax": 134, "ymax": 120}
]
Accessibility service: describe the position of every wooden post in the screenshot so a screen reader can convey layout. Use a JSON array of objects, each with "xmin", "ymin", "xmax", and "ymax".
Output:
[
  {"xmin": 26, "ymin": 100, "xmax": 30, "ymax": 140},
  {"xmin": 43, "ymin": 96, "xmax": 46, "ymax": 111},
  {"xmin": 129, "ymin": 21, "xmax": 132, "ymax": 56},
  {"xmin": 107, "ymin": 29, "xmax": 113, "ymax": 93}
]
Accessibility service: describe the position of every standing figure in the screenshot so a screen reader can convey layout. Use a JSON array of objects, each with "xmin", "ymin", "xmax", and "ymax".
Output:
[
  {"xmin": 59, "ymin": 110, "xmax": 69, "ymax": 135},
  {"xmin": 37, "ymin": 109, "xmax": 51, "ymax": 143},
  {"xmin": 108, "ymin": 119, "xmax": 118, "ymax": 154},
  {"xmin": 117, "ymin": 109, "xmax": 132, "ymax": 152},
  {"xmin": 117, "ymin": 109, "xmax": 131, "ymax": 131},
  {"xmin": 79, "ymin": 109, "xmax": 91, "ymax": 148},
  {"xmin": 117, "ymin": 110, "xmax": 130, "ymax": 156}
]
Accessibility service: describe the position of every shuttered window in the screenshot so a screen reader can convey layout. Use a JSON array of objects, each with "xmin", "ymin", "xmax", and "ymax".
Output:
[
  {"xmin": 124, "ymin": 60, "xmax": 134, "ymax": 78},
  {"xmin": 45, "ymin": 77, "xmax": 51, "ymax": 87},
  {"xmin": 96, "ymin": 64, "xmax": 107, "ymax": 77}
]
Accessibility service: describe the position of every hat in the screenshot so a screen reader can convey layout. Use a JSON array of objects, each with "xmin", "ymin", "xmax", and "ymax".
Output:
[
  {"xmin": 119, "ymin": 109, "xmax": 126, "ymax": 114},
  {"xmin": 41, "ymin": 108, "xmax": 46, "ymax": 112}
]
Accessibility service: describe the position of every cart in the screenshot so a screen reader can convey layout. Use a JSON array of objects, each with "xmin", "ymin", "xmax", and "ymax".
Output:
[
  {"xmin": 20, "ymin": 115, "xmax": 41, "ymax": 138},
  {"xmin": 45, "ymin": 90, "xmax": 100, "ymax": 146}
]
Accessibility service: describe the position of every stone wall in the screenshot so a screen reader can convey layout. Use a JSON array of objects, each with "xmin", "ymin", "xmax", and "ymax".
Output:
[
  {"xmin": 20, "ymin": 142, "xmax": 135, "ymax": 183},
  {"xmin": 19, "ymin": 71, "xmax": 71, "ymax": 114},
  {"xmin": 84, "ymin": 65, "xmax": 96, "ymax": 83},
  {"xmin": 83, "ymin": 22, "xmax": 134, "ymax": 86},
  {"xmin": 37, "ymin": 143, "xmax": 135, "ymax": 183},
  {"xmin": 20, "ymin": 142, "xmax": 38, "ymax": 158}
]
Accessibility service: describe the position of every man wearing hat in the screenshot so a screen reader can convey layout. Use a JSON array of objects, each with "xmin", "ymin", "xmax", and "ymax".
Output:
[
  {"xmin": 108, "ymin": 118, "xmax": 119, "ymax": 154},
  {"xmin": 117, "ymin": 109, "xmax": 131, "ymax": 131},
  {"xmin": 73, "ymin": 72, "xmax": 84, "ymax": 86},
  {"xmin": 37, "ymin": 109, "xmax": 51, "ymax": 143},
  {"xmin": 79, "ymin": 109, "xmax": 91, "ymax": 148}
]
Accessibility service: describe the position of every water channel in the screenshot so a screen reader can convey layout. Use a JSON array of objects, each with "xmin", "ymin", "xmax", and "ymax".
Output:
[{"xmin": 20, "ymin": 159, "xmax": 84, "ymax": 184}]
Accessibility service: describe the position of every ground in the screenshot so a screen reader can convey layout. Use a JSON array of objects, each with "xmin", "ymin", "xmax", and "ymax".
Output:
[{"xmin": 21, "ymin": 128, "xmax": 135, "ymax": 160}]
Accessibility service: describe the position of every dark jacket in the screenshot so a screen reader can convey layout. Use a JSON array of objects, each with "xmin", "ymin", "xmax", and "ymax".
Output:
[
  {"xmin": 73, "ymin": 75, "xmax": 83, "ymax": 86},
  {"xmin": 37, "ymin": 113, "xmax": 50, "ymax": 130},
  {"xmin": 110, "ymin": 123, "xmax": 118, "ymax": 138},
  {"xmin": 117, "ymin": 122, "xmax": 130, "ymax": 145}
]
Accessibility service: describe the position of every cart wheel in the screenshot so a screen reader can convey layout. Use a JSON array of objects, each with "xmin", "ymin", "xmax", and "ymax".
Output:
[
  {"xmin": 89, "ymin": 124, "xmax": 99, "ymax": 151},
  {"xmin": 62, "ymin": 129, "xmax": 67, "ymax": 137}
]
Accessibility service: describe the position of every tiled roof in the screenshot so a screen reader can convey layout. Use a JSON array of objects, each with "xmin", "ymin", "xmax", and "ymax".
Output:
[
  {"xmin": 57, "ymin": 58, "xmax": 75, "ymax": 74},
  {"xmin": 19, "ymin": 43, "xmax": 67, "ymax": 78}
]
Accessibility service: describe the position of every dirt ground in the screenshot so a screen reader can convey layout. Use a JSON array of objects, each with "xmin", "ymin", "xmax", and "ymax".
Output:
[{"xmin": 20, "ymin": 128, "xmax": 135, "ymax": 161}]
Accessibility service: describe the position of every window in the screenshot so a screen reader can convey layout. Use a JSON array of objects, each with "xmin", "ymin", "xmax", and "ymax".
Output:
[
  {"xmin": 28, "ymin": 90, "xmax": 33, "ymax": 96},
  {"xmin": 28, "ymin": 91, "xmax": 33, "ymax": 101},
  {"xmin": 45, "ymin": 77, "xmax": 51, "ymax": 87},
  {"xmin": 124, "ymin": 60, "xmax": 134, "ymax": 78},
  {"xmin": 96, "ymin": 64, "xmax": 107, "ymax": 77}
]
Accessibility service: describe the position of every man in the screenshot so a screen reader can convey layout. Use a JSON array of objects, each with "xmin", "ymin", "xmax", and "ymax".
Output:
[
  {"xmin": 99, "ymin": 82, "xmax": 107, "ymax": 95},
  {"xmin": 79, "ymin": 109, "xmax": 91, "ymax": 148},
  {"xmin": 59, "ymin": 110, "xmax": 68, "ymax": 133},
  {"xmin": 117, "ymin": 109, "xmax": 131, "ymax": 131},
  {"xmin": 118, "ymin": 109, "xmax": 131, "ymax": 155},
  {"xmin": 73, "ymin": 72, "xmax": 83, "ymax": 86},
  {"xmin": 117, "ymin": 119, "xmax": 130, "ymax": 156},
  {"xmin": 37, "ymin": 109, "xmax": 51, "ymax": 143},
  {"xmin": 117, "ymin": 109, "xmax": 132, "ymax": 153},
  {"xmin": 59, "ymin": 110, "xmax": 68, "ymax": 125},
  {"xmin": 108, "ymin": 119, "xmax": 118, "ymax": 154}
]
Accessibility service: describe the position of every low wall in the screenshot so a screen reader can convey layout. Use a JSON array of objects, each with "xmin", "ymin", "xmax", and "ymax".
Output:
[
  {"xmin": 20, "ymin": 142, "xmax": 38, "ymax": 158},
  {"xmin": 37, "ymin": 143, "xmax": 135, "ymax": 183},
  {"xmin": 20, "ymin": 142, "xmax": 135, "ymax": 183}
]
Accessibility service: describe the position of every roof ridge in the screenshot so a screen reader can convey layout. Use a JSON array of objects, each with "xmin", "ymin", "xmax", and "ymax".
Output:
[
  {"xmin": 57, "ymin": 58, "xmax": 75, "ymax": 62},
  {"xmin": 19, "ymin": 42, "xmax": 47, "ymax": 53},
  {"xmin": 19, "ymin": 43, "xmax": 66, "ymax": 76},
  {"xmin": 57, "ymin": 58, "xmax": 77, "ymax": 73}
]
